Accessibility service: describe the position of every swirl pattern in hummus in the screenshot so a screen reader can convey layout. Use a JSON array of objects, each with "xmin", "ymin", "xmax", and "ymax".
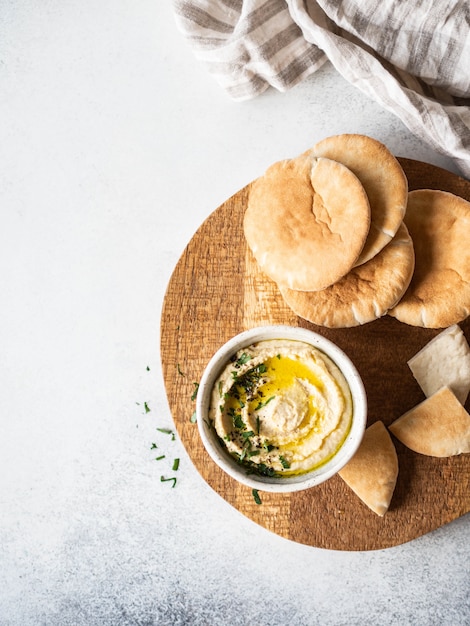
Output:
[{"xmin": 209, "ymin": 339, "xmax": 353, "ymax": 476}]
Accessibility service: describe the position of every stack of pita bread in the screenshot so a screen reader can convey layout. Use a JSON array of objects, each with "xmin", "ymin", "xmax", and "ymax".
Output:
[
  {"xmin": 244, "ymin": 134, "xmax": 470, "ymax": 329},
  {"xmin": 244, "ymin": 138, "xmax": 470, "ymax": 515}
]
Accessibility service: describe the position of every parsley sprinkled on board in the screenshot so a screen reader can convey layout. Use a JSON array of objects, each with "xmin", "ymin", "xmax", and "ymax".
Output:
[
  {"xmin": 144, "ymin": 401, "xmax": 151, "ymax": 414},
  {"xmin": 191, "ymin": 382, "xmax": 199, "ymax": 401},
  {"xmin": 252, "ymin": 489, "xmax": 262, "ymax": 505},
  {"xmin": 172, "ymin": 458, "xmax": 180, "ymax": 471}
]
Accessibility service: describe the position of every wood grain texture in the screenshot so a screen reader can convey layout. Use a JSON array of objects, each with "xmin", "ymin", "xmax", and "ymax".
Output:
[{"xmin": 160, "ymin": 158, "xmax": 470, "ymax": 550}]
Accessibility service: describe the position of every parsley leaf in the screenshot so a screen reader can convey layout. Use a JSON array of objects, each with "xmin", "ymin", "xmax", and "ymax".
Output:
[
  {"xmin": 157, "ymin": 427, "xmax": 175, "ymax": 440},
  {"xmin": 191, "ymin": 382, "xmax": 199, "ymax": 401},
  {"xmin": 254, "ymin": 396, "xmax": 275, "ymax": 411},
  {"xmin": 236, "ymin": 352, "xmax": 252, "ymax": 366},
  {"xmin": 160, "ymin": 476, "xmax": 177, "ymax": 488}
]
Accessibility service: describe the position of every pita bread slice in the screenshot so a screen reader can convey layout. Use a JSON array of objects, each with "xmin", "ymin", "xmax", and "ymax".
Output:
[
  {"xmin": 389, "ymin": 386, "xmax": 470, "ymax": 457},
  {"xmin": 244, "ymin": 154, "xmax": 371, "ymax": 291},
  {"xmin": 307, "ymin": 134, "xmax": 408, "ymax": 265},
  {"xmin": 278, "ymin": 221, "xmax": 414, "ymax": 327},
  {"xmin": 389, "ymin": 189, "xmax": 470, "ymax": 328},
  {"xmin": 407, "ymin": 325, "xmax": 470, "ymax": 405},
  {"xmin": 338, "ymin": 421, "xmax": 398, "ymax": 516}
]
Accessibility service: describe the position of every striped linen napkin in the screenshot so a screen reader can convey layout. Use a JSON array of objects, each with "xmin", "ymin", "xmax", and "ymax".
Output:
[{"xmin": 172, "ymin": 0, "xmax": 470, "ymax": 177}]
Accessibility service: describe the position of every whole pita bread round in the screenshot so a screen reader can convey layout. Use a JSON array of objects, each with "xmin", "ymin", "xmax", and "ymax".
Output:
[
  {"xmin": 338, "ymin": 421, "xmax": 398, "ymax": 517},
  {"xmin": 244, "ymin": 155, "xmax": 371, "ymax": 291},
  {"xmin": 389, "ymin": 189, "xmax": 470, "ymax": 328},
  {"xmin": 307, "ymin": 134, "xmax": 408, "ymax": 265},
  {"xmin": 278, "ymin": 222, "xmax": 414, "ymax": 327}
]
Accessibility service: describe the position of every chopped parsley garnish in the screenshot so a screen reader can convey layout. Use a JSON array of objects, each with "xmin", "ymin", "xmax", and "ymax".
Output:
[
  {"xmin": 254, "ymin": 463, "xmax": 277, "ymax": 477},
  {"xmin": 217, "ymin": 358, "xmax": 290, "ymax": 479},
  {"xmin": 229, "ymin": 363, "xmax": 267, "ymax": 398},
  {"xmin": 150, "ymin": 442, "xmax": 158, "ymax": 450},
  {"xmin": 144, "ymin": 402, "xmax": 151, "ymax": 413},
  {"xmin": 235, "ymin": 352, "xmax": 252, "ymax": 366},
  {"xmin": 191, "ymin": 382, "xmax": 199, "ymax": 401},
  {"xmin": 172, "ymin": 458, "xmax": 180, "ymax": 471},
  {"xmin": 157, "ymin": 427, "xmax": 176, "ymax": 440},
  {"xmin": 160, "ymin": 476, "xmax": 177, "ymax": 488},
  {"xmin": 155, "ymin": 455, "xmax": 165, "ymax": 461},
  {"xmin": 252, "ymin": 489, "xmax": 262, "ymax": 505},
  {"xmin": 254, "ymin": 396, "xmax": 275, "ymax": 411},
  {"xmin": 229, "ymin": 409, "xmax": 245, "ymax": 430}
]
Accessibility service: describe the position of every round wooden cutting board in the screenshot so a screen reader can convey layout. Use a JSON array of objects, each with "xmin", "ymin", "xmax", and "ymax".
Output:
[{"xmin": 160, "ymin": 158, "xmax": 470, "ymax": 551}]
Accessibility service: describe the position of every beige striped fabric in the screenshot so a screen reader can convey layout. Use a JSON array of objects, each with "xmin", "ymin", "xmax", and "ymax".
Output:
[{"xmin": 173, "ymin": 0, "xmax": 470, "ymax": 177}]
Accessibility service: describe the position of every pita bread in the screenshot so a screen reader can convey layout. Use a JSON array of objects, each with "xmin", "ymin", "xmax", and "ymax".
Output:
[
  {"xmin": 338, "ymin": 421, "xmax": 398, "ymax": 516},
  {"xmin": 244, "ymin": 154, "xmax": 371, "ymax": 291},
  {"xmin": 389, "ymin": 386, "xmax": 470, "ymax": 457},
  {"xmin": 407, "ymin": 325, "xmax": 470, "ymax": 405},
  {"xmin": 278, "ymin": 222, "xmax": 414, "ymax": 327},
  {"xmin": 307, "ymin": 134, "xmax": 408, "ymax": 265},
  {"xmin": 389, "ymin": 189, "xmax": 470, "ymax": 328}
]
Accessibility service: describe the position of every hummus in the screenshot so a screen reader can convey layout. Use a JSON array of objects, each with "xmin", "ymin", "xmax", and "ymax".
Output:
[{"xmin": 209, "ymin": 339, "xmax": 353, "ymax": 477}]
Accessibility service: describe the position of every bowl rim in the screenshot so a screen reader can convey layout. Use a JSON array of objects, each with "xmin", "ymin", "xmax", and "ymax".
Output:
[{"xmin": 196, "ymin": 324, "xmax": 367, "ymax": 493}]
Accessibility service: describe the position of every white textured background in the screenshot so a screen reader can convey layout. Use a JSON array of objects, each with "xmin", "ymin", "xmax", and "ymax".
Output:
[{"xmin": 0, "ymin": 2, "xmax": 468, "ymax": 625}]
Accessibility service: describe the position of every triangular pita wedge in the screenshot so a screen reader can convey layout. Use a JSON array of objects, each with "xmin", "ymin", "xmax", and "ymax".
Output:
[
  {"xmin": 389, "ymin": 386, "xmax": 470, "ymax": 457},
  {"xmin": 338, "ymin": 421, "xmax": 398, "ymax": 516},
  {"xmin": 407, "ymin": 325, "xmax": 470, "ymax": 405},
  {"xmin": 244, "ymin": 154, "xmax": 371, "ymax": 291}
]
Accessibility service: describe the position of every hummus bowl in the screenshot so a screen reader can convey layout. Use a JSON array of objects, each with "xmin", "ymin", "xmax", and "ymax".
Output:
[{"xmin": 196, "ymin": 325, "xmax": 367, "ymax": 493}]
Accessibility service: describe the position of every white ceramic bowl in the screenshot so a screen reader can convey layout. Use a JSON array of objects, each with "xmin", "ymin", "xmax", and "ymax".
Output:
[{"xmin": 196, "ymin": 325, "xmax": 367, "ymax": 493}]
